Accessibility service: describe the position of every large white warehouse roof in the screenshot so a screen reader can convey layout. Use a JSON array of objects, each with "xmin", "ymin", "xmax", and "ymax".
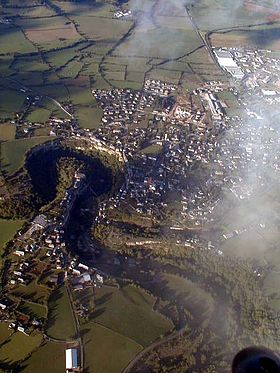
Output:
[{"xmin": 66, "ymin": 348, "xmax": 78, "ymax": 370}]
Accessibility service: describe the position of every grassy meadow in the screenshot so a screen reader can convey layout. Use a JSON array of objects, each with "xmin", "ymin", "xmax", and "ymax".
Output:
[
  {"xmin": 0, "ymin": 124, "xmax": 16, "ymax": 141},
  {"xmin": 0, "ymin": 219, "xmax": 24, "ymax": 253},
  {"xmin": 18, "ymin": 300, "xmax": 48, "ymax": 319},
  {"xmin": 0, "ymin": 331, "xmax": 42, "ymax": 363},
  {"xmin": 92, "ymin": 285, "xmax": 172, "ymax": 346},
  {"xmin": 11, "ymin": 280, "xmax": 51, "ymax": 305},
  {"xmin": 46, "ymin": 286, "xmax": 76, "ymax": 341},
  {"xmin": 82, "ymin": 322, "xmax": 142, "ymax": 373},
  {"xmin": 20, "ymin": 341, "xmax": 66, "ymax": 373},
  {"xmin": 1, "ymin": 136, "xmax": 52, "ymax": 175},
  {"xmin": 0, "ymin": 323, "xmax": 12, "ymax": 344},
  {"xmin": 0, "ymin": 0, "xmax": 220, "ymax": 134}
]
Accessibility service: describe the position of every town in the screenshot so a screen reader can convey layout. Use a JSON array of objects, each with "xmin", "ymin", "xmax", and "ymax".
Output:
[{"xmin": 1, "ymin": 43, "xmax": 280, "ymax": 372}]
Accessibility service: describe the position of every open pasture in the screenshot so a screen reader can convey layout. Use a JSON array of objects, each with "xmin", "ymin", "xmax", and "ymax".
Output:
[
  {"xmin": 18, "ymin": 300, "xmax": 47, "ymax": 319},
  {"xmin": 0, "ymin": 124, "xmax": 15, "ymax": 141},
  {"xmin": 210, "ymin": 23, "xmax": 280, "ymax": 51},
  {"xmin": 1, "ymin": 136, "xmax": 51, "ymax": 175},
  {"xmin": 0, "ymin": 89, "xmax": 25, "ymax": 120},
  {"xmin": 53, "ymin": 1, "xmax": 115, "ymax": 17},
  {"xmin": 0, "ymin": 323, "xmax": 12, "ymax": 344},
  {"xmin": 46, "ymin": 48, "xmax": 78, "ymax": 70},
  {"xmin": 126, "ymin": 71, "xmax": 145, "ymax": 84},
  {"xmin": 12, "ymin": 71, "xmax": 44, "ymax": 87},
  {"xmin": 3, "ymin": 5, "xmax": 56, "ymax": 18},
  {"xmin": 0, "ymin": 219, "xmax": 24, "ymax": 253},
  {"xmin": 11, "ymin": 280, "xmax": 50, "ymax": 305},
  {"xmin": 36, "ymin": 84, "xmax": 69, "ymax": 102},
  {"xmin": 46, "ymin": 286, "xmax": 76, "ymax": 341},
  {"xmin": 155, "ymin": 15, "xmax": 193, "ymax": 30},
  {"xmin": 92, "ymin": 285, "xmax": 172, "ymax": 346},
  {"xmin": 82, "ymin": 322, "xmax": 142, "ymax": 373},
  {"xmin": 76, "ymin": 106, "xmax": 103, "ymax": 130},
  {"xmin": 16, "ymin": 16, "xmax": 80, "ymax": 44},
  {"xmin": 0, "ymin": 24, "xmax": 36, "ymax": 55},
  {"xmin": 20, "ymin": 341, "xmax": 65, "ymax": 373},
  {"xmin": 190, "ymin": 0, "xmax": 269, "ymax": 30},
  {"xmin": 0, "ymin": 57, "xmax": 13, "ymax": 75},
  {"xmin": 148, "ymin": 68, "xmax": 182, "ymax": 84},
  {"xmin": 58, "ymin": 60, "xmax": 84, "ymax": 79},
  {"xmin": 72, "ymin": 16, "xmax": 132, "ymax": 41},
  {"xmin": 0, "ymin": 332, "xmax": 42, "ymax": 363},
  {"xmin": 12, "ymin": 56, "xmax": 49, "ymax": 73},
  {"xmin": 115, "ymin": 28, "xmax": 201, "ymax": 59},
  {"xmin": 68, "ymin": 85, "xmax": 94, "ymax": 106},
  {"xmin": 26, "ymin": 108, "xmax": 52, "ymax": 124}
]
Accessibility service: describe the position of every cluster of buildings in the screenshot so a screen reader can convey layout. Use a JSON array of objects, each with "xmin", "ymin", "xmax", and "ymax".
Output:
[
  {"xmin": 89, "ymin": 79, "xmax": 231, "ymax": 224},
  {"xmin": 3, "ymin": 43, "xmax": 280, "ymax": 345},
  {"xmin": 0, "ymin": 167, "xmax": 103, "ymax": 334},
  {"xmin": 17, "ymin": 114, "xmax": 75, "ymax": 138},
  {"xmin": 143, "ymin": 79, "xmax": 177, "ymax": 96},
  {"xmin": 0, "ymin": 17, "xmax": 10, "ymax": 24},
  {"xmin": 70, "ymin": 260, "xmax": 103, "ymax": 292},
  {"xmin": 88, "ymin": 46, "xmax": 280, "ymax": 245},
  {"xmin": 180, "ymin": 46, "xmax": 280, "ymax": 230},
  {"xmin": 114, "ymin": 9, "xmax": 132, "ymax": 18},
  {"xmin": 214, "ymin": 49, "xmax": 245, "ymax": 79}
]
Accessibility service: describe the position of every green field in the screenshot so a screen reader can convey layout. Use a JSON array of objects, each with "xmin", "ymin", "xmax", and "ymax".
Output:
[
  {"xmin": 46, "ymin": 286, "xmax": 77, "ymax": 341},
  {"xmin": 0, "ymin": 24, "xmax": 36, "ymax": 55},
  {"xmin": 20, "ymin": 341, "xmax": 65, "ymax": 373},
  {"xmin": 190, "ymin": 0, "xmax": 270, "ymax": 30},
  {"xmin": 46, "ymin": 49, "xmax": 78, "ymax": 69},
  {"xmin": 115, "ymin": 28, "xmax": 201, "ymax": 59},
  {"xmin": 36, "ymin": 84, "xmax": 70, "ymax": 102},
  {"xmin": 15, "ymin": 16, "xmax": 81, "ymax": 51},
  {"xmin": 0, "ymin": 89, "xmax": 25, "ymax": 120},
  {"xmin": 82, "ymin": 322, "xmax": 142, "ymax": 373},
  {"xmin": 26, "ymin": 108, "xmax": 52, "ymax": 124},
  {"xmin": 1, "ymin": 136, "xmax": 52, "ymax": 175},
  {"xmin": 12, "ymin": 56, "xmax": 50, "ymax": 73},
  {"xmin": 76, "ymin": 106, "xmax": 103, "ymax": 129},
  {"xmin": 3, "ymin": 5, "xmax": 56, "ymax": 18},
  {"xmin": 68, "ymin": 86, "xmax": 94, "ymax": 106},
  {"xmin": 11, "ymin": 280, "xmax": 50, "ymax": 305},
  {"xmin": 140, "ymin": 144, "xmax": 163, "ymax": 155},
  {"xmin": 0, "ymin": 331, "xmax": 42, "ymax": 364},
  {"xmin": 0, "ymin": 219, "xmax": 24, "ymax": 252},
  {"xmin": 58, "ymin": 60, "xmax": 84, "ymax": 79},
  {"xmin": 72, "ymin": 16, "xmax": 132, "ymax": 41},
  {"xmin": 53, "ymin": 1, "xmax": 115, "ymax": 17},
  {"xmin": 93, "ymin": 285, "xmax": 173, "ymax": 346},
  {"xmin": 0, "ymin": 124, "xmax": 16, "ymax": 141},
  {"xmin": 18, "ymin": 300, "xmax": 48, "ymax": 319},
  {"xmin": 0, "ymin": 323, "xmax": 12, "ymax": 344}
]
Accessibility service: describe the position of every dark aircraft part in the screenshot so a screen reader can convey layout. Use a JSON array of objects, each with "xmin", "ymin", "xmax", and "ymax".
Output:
[{"xmin": 232, "ymin": 347, "xmax": 280, "ymax": 373}]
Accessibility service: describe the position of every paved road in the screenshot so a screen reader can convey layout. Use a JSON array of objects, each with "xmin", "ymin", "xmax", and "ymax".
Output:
[{"xmin": 186, "ymin": 7, "xmax": 227, "ymax": 76}]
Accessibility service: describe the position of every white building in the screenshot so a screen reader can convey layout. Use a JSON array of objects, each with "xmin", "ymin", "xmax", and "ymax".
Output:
[
  {"xmin": 66, "ymin": 348, "xmax": 79, "ymax": 371},
  {"xmin": 214, "ymin": 50, "xmax": 244, "ymax": 79}
]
